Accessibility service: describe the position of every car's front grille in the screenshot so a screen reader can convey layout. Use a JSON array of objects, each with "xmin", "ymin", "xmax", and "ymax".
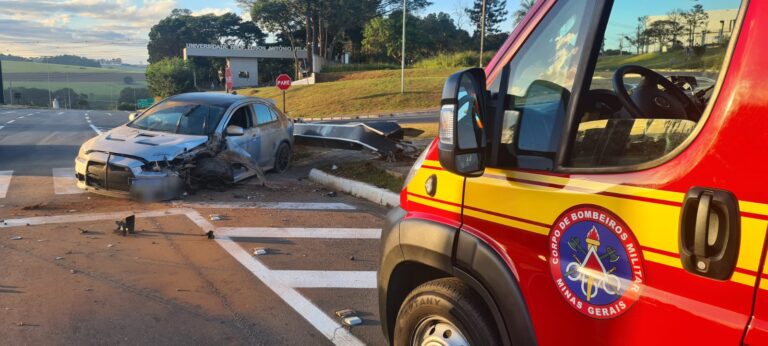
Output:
[{"xmin": 85, "ymin": 157, "xmax": 134, "ymax": 192}]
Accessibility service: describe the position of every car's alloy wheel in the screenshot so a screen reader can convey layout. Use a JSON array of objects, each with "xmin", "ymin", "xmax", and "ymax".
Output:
[{"xmin": 273, "ymin": 142, "xmax": 291, "ymax": 173}]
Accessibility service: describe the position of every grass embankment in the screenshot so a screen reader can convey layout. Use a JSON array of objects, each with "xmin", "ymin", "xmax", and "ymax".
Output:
[
  {"xmin": 323, "ymin": 161, "xmax": 405, "ymax": 193},
  {"xmin": 243, "ymin": 68, "xmax": 460, "ymax": 118},
  {"xmin": 2, "ymin": 60, "xmax": 144, "ymax": 73}
]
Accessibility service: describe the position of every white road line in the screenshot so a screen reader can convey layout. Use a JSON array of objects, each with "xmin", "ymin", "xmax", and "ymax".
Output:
[
  {"xmin": 0, "ymin": 171, "xmax": 12, "ymax": 198},
  {"xmin": 215, "ymin": 237, "xmax": 364, "ymax": 345},
  {"xmin": 107, "ymin": 112, "xmax": 112, "ymax": 116},
  {"xmin": 6, "ymin": 119, "xmax": 14, "ymax": 124},
  {"xmin": 2, "ymin": 110, "xmax": 14, "ymax": 114},
  {"xmin": 0, "ymin": 209, "xmax": 188, "ymax": 228},
  {"xmin": 172, "ymin": 201, "xmax": 357, "ymax": 210},
  {"xmin": 218, "ymin": 227, "xmax": 381, "ymax": 239},
  {"xmin": 89, "ymin": 124, "xmax": 102, "ymax": 135},
  {"xmin": 58, "ymin": 112, "xmax": 65, "ymax": 115},
  {"xmin": 52, "ymin": 168, "xmax": 85, "ymax": 195},
  {"xmin": 0, "ymin": 126, "xmax": 4, "ymax": 131},
  {"xmin": 270, "ymin": 270, "xmax": 376, "ymax": 288}
]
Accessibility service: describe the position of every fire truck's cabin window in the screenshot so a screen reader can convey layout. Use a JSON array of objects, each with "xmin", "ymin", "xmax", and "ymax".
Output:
[{"xmin": 493, "ymin": 0, "xmax": 742, "ymax": 170}]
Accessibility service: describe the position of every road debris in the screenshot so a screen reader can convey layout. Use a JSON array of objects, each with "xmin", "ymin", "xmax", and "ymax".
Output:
[
  {"xmin": 115, "ymin": 215, "xmax": 135, "ymax": 236},
  {"xmin": 325, "ymin": 191, "xmax": 337, "ymax": 198},
  {"xmin": 69, "ymin": 269, "xmax": 77, "ymax": 274},
  {"xmin": 335, "ymin": 309, "xmax": 356, "ymax": 318},
  {"xmin": 205, "ymin": 231, "xmax": 215, "ymax": 239},
  {"xmin": 342, "ymin": 316, "xmax": 362, "ymax": 327},
  {"xmin": 10, "ymin": 236, "xmax": 22, "ymax": 240},
  {"xmin": 37, "ymin": 239, "xmax": 47, "ymax": 242},
  {"xmin": 208, "ymin": 214, "xmax": 223, "ymax": 221},
  {"xmin": 253, "ymin": 248, "xmax": 268, "ymax": 256},
  {"xmin": 67, "ymin": 209, "xmax": 77, "ymax": 213},
  {"xmin": 78, "ymin": 228, "xmax": 90, "ymax": 234},
  {"xmin": 107, "ymin": 244, "xmax": 114, "ymax": 248},
  {"xmin": 349, "ymin": 256, "xmax": 355, "ymax": 261},
  {"xmin": 55, "ymin": 256, "xmax": 64, "ymax": 260}
]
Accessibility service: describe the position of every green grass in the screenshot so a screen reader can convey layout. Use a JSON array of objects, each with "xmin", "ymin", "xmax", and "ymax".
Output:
[
  {"xmin": 2, "ymin": 60, "xmax": 144, "ymax": 73},
  {"xmin": 244, "ymin": 68, "xmax": 459, "ymax": 118},
  {"xmin": 595, "ymin": 46, "xmax": 727, "ymax": 72},
  {"xmin": 413, "ymin": 50, "xmax": 496, "ymax": 69},
  {"xmin": 321, "ymin": 63, "xmax": 399, "ymax": 73},
  {"xmin": 323, "ymin": 161, "xmax": 405, "ymax": 193}
]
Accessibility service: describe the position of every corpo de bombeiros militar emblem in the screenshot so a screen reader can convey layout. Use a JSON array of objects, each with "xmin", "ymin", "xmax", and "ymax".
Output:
[{"xmin": 548, "ymin": 205, "xmax": 645, "ymax": 319}]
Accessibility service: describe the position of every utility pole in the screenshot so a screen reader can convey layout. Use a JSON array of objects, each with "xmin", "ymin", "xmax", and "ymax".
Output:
[
  {"xmin": 8, "ymin": 81, "xmax": 12, "ymax": 105},
  {"xmin": 401, "ymin": 0, "xmax": 406, "ymax": 94},
  {"xmin": 479, "ymin": 0, "xmax": 486, "ymax": 67},
  {"xmin": 66, "ymin": 72, "xmax": 71, "ymax": 109},
  {"xmin": 0, "ymin": 59, "xmax": 4, "ymax": 105},
  {"xmin": 46, "ymin": 61, "xmax": 52, "ymax": 108}
]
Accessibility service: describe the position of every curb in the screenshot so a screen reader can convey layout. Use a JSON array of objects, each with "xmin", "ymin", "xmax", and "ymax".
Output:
[{"xmin": 308, "ymin": 168, "xmax": 400, "ymax": 207}]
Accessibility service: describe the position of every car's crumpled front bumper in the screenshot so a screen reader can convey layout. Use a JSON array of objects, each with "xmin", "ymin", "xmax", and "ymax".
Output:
[{"xmin": 75, "ymin": 151, "xmax": 184, "ymax": 201}]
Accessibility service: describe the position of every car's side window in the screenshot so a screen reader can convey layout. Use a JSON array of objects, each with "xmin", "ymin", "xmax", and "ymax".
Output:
[
  {"xmin": 228, "ymin": 105, "xmax": 252, "ymax": 129},
  {"xmin": 492, "ymin": 0, "xmax": 596, "ymax": 170},
  {"xmin": 253, "ymin": 104, "xmax": 275, "ymax": 125},
  {"xmin": 566, "ymin": 1, "xmax": 741, "ymax": 168}
]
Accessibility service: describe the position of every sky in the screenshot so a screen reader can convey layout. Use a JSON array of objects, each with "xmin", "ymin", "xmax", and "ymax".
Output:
[
  {"xmin": 0, "ymin": 0, "xmax": 740, "ymax": 65},
  {"xmin": 0, "ymin": 0, "xmax": 523, "ymax": 65}
]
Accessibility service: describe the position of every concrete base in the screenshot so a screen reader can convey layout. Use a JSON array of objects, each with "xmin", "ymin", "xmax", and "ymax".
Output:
[{"xmin": 309, "ymin": 168, "xmax": 399, "ymax": 207}]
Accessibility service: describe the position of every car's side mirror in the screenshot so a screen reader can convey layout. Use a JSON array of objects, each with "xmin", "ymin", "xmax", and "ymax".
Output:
[
  {"xmin": 128, "ymin": 112, "xmax": 137, "ymax": 121},
  {"xmin": 438, "ymin": 68, "xmax": 488, "ymax": 177},
  {"xmin": 226, "ymin": 125, "xmax": 245, "ymax": 136}
]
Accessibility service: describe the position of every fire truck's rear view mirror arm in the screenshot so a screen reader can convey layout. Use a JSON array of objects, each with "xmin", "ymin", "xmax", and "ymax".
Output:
[{"xmin": 438, "ymin": 68, "xmax": 488, "ymax": 177}]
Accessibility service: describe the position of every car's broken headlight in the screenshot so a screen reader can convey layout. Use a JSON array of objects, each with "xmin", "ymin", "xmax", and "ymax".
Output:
[{"xmin": 141, "ymin": 161, "xmax": 167, "ymax": 172}]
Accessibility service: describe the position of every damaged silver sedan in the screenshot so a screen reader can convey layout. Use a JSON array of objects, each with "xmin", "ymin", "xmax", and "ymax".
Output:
[{"xmin": 75, "ymin": 92, "xmax": 294, "ymax": 200}]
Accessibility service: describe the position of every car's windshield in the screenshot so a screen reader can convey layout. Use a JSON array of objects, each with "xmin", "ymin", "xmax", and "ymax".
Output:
[{"xmin": 129, "ymin": 100, "xmax": 227, "ymax": 135}]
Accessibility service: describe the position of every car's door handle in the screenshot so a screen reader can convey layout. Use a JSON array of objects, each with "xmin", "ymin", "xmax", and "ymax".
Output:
[{"xmin": 679, "ymin": 187, "xmax": 740, "ymax": 280}]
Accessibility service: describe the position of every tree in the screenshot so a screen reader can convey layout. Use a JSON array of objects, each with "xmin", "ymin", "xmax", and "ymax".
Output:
[
  {"xmin": 467, "ymin": 0, "xmax": 508, "ymax": 35},
  {"xmin": 513, "ymin": 0, "xmax": 536, "ymax": 26},
  {"xmin": 647, "ymin": 20, "xmax": 674, "ymax": 52},
  {"xmin": 145, "ymin": 58, "xmax": 195, "ymax": 98},
  {"xmin": 251, "ymin": 0, "xmax": 304, "ymax": 77},
  {"xmin": 683, "ymin": 4, "xmax": 709, "ymax": 47},
  {"xmin": 666, "ymin": 9, "xmax": 686, "ymax": 49}
]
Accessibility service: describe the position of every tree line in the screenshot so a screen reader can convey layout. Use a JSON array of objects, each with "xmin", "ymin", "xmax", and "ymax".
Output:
[
  {"xmin": 0, "ymin": 54, "xmax": 103, "ymax": 68},
  {"xmin": 622, "ymin": 4, "xmax": 713, "ymax": 55},
  {"xmin": 145, "ymin": 0, "xmax": 520, "ymax": 98}
]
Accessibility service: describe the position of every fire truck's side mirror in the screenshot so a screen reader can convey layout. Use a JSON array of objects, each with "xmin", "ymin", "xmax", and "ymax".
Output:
[{"xmin": 438, "ymin": 68, "xmax": 488, "ymax": 177}]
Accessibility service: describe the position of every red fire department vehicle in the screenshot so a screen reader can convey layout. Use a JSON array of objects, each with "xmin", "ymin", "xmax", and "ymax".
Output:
[{"xmin": 378, "ymin": 0, "xmax": 768, "ymax": 344}]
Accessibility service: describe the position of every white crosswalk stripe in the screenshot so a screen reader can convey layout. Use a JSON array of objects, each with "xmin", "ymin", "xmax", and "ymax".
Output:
[
  {"xmin": 52, "ymin": 167, "xmax": 84, "ymax": 194},
  {"xmin": 0, "ymin": 171, "xmax": 12, "ymax": 198}
]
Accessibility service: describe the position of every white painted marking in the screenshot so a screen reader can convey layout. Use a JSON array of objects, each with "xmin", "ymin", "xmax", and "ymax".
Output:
[
  {"xmin": 89, "ymin": 123, "xmax": 102, "ymax": 135},
  {"xmin": 6, "ymin": 119, "xmax": 14, "ymax": 124},
  {"xmin": 107, "ymin": 112, "xmax": 112, "ymax": 116},
  {"xmin": 172, "ymin": 201, "xmax": 356, "ymax": 210},
  {"xmin": 0, "ymin": 171, "xmax": 12, "ymax": 198},
  {"xmin": 270, "ymin": 270, "xmax": 376, "ymax": 288},
  {"xmin": 57, "ymin": 112, "xmax": 64, "ymax": 115},
  {"xmin": 2, "ymin": 110, "xmax": 14, "ymax": 114},
  {"xmin": 218, "ymin": 227, "xmax": 381, "ymax": 239},
  {"xmin": 52, "ymin": 168, "xmax": 84, "ymax": 195},
  {"xmin": 0, "ymin": 126, "xmax": 4, "ymax": 131},
  {"xmin": 26, "ymin": 113, "xmax": 34, "ymax": 116},
  {"xmin": 215, "ymin": 237, "xmax": 364, "ymax": 345},
  {"xmin": 0, "ymin": 209, "xmax": 188, "ymax": 228}
]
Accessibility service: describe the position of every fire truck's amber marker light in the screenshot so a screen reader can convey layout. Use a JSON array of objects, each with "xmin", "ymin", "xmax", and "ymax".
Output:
[
  {"xmin": 425, "ymin": 174, "xmax": 437, "ymax": 197},
  {"xmin": 439, "ymin": 104, "xmax": 455, "ymax": 145}
]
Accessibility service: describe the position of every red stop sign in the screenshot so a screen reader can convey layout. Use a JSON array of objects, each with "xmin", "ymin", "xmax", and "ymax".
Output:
[{"xmin": 276, "ymin": 74, "xmax": 292, "ymax": 90}]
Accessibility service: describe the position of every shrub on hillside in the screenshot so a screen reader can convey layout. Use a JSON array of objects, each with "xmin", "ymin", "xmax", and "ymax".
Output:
[
  {"xmin": 414, "ymin": 51, "xmax": 496, "ymax": 69},
  {"xmin": 145, "ymin": 58, "xmax": 195, "ymax": 98}
]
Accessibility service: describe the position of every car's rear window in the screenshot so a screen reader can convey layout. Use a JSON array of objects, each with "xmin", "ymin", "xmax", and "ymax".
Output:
[{"xmin": 130, "ymin": 100, "xmax": 227, "ymax": 135}]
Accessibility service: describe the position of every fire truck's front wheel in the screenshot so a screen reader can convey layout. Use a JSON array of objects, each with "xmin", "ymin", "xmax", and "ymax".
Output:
[{"xmin": 394, "ymin": 278, "xmax": 500, "ymax": 346}]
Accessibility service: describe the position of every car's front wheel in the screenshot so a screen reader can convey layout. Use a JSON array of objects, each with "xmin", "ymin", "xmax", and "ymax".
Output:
[
  {"xmin": 273, "ymin": 142, "xmax": 292, "ymax": 173},
  {"xmin": 394, "ymin": 278, "xmax": 500, "ymax": 346}
]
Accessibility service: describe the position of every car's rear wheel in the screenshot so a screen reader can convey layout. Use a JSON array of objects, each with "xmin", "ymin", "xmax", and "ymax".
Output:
[
  {"xmin": 273, "ymin": 142, "xmax": 292, "ymax": 173},
  {"xmin": 394, "ymin": 278, "xmax": 500, "ymax": 346}
]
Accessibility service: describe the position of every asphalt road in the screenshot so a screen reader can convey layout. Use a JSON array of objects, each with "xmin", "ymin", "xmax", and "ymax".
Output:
[{"xmin": 0, "ymin": 106, "xmax": 388, "ymax": 345}]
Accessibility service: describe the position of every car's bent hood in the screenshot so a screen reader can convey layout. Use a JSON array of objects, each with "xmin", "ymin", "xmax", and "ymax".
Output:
[{"xmin": 82, "ymin": 125, "xmax": 209, "ymax": 162}]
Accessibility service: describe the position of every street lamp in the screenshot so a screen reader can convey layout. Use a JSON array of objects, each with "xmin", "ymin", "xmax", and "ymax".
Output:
[{"xmin": 401, "ymin": 0, "xmax": 406, "ymax": 94}]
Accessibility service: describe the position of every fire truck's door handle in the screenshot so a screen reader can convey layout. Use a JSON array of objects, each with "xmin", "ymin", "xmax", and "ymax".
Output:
[{"xmin": 679, "ymin": 187, "xmax": 740, "ymax": 280}]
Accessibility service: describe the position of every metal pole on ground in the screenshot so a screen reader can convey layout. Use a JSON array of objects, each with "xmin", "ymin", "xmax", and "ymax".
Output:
[
  {"xmin": 400, "ymin": 0, "xmax": 406, "ymax": 94},
  {"xmin": 282, "ymin": 90, "xmax": 286, "ymax": 113}
]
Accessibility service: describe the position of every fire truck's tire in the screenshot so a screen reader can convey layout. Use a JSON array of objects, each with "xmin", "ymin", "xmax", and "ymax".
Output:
[{"xmin": 394, "ymin": 277, "xmax": 501, "ymax": 346}]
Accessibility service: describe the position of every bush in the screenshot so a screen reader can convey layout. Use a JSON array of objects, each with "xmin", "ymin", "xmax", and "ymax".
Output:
[
  {"xmin": 145, "ymin": 57, "xmax": 195, "ymax": 98},
  {"xmin": 123, "ymin": 76, "xmax": 134, "ymax": 84},
  {"xmin": 413, "ymin": 50, "xmax": 496, "ymax": 69}
]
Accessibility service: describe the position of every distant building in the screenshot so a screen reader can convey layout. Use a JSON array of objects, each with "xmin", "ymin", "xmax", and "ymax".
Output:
[{"xmin": 646, "ymin": 8, "xmax": 739, "ymax": 51}]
